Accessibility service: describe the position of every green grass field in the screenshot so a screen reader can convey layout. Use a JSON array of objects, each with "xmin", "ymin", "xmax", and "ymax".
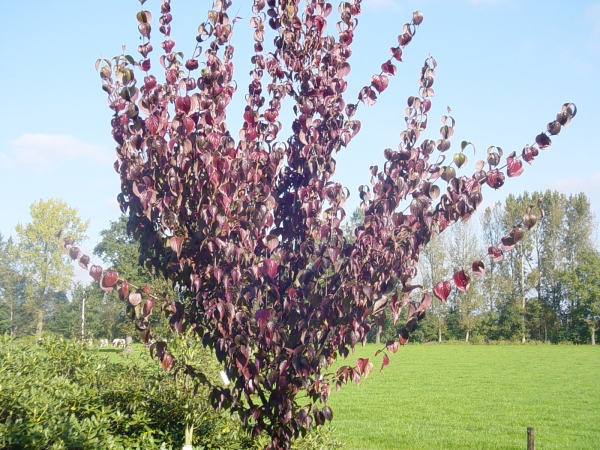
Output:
[{"xmin": 326, "ymin": 344, "xmax": 600, "ymax": 449}]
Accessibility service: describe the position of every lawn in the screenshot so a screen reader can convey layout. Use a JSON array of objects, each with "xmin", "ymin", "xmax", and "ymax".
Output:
[
  {"xmin": 326, "ymin": 344, "xmax": 600, "ymax": 449},
  {"xmin": 98, "ymin": 342, "xmax": 150, "ymax": 364}
]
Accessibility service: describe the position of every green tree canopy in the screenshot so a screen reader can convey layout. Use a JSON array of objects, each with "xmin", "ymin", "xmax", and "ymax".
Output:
[{"xmin": 14, "ymin": 199, "xmax": 88, "ymax": 336}]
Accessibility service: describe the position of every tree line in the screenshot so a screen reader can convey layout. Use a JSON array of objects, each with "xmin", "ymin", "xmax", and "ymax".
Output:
[
  {"xmin": 355, "ymin": 189, "xmax": 599, "ymax": 345},
  {"xmin": 0, "ymin": 199, "xmax": 170, "ymax": 341},
  {"xmin": 1, "ymin": 190, "xmax": 597, "ymax": 345}
]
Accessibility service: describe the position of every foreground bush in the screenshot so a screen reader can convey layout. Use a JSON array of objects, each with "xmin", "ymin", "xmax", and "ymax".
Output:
[{"xmin": 0, "ymin": 335, "xmax": 342, "ymax": 449}]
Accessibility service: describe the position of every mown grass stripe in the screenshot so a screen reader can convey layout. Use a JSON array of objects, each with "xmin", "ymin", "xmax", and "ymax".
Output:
[{"xmin": 328, "ymin": 344, "xmax": 600, "ymax": 449}]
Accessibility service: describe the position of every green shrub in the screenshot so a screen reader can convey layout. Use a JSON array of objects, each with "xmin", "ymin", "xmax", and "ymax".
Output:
[{"xmin": 0, "ymin": 335, "xmax": 343, "ymax": 449}]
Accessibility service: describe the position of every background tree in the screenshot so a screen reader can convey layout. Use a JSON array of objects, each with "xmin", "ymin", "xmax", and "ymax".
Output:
[
  {"xmin": 0, "ymin": 235, "xmax": 26, "ymax": 336},
  {"xmin": 419, "ymin": 231, "xmax": 449, "ymax": 342},
  {"xmin": 14, "ymin": 199, "xmax": 88, "ymax": 337},
  {"xmin": 93, "ymin": 216, "xmax": 171, "ymax": 340},
  {"xmin": 560, "ymin": 250, "xmax": 600, "ymax": 344},
  {"xmin": 447, "ymin": 220, "xmax": 484, "ymax": 342}
]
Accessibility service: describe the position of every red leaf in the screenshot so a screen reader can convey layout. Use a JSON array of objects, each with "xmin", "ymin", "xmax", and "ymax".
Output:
[
  {"xmin": 412, "ymin": 10, "xmax": 424, "ymax": 25},
  {"xmin": 145, "ymin": 115, "xmax": 160, "ymax": 134},
  {"xmin": 129, "ymin": 290, "xmax": 143, "ymax": 306},
  {"xmin": 170, "ymin": 236, "xmax": 183, "ymax": 257},
  {"xmin": 161, "ymin": 352, "xmax": 175, "ymax": 371},
  {"xmin": 380, "ymin": 353, "xmax": 390, "ymax": 372},
  {"xmin": 386, "ymin": 340, "xmax": 399, "ymax": 354},
  {"xmin": 371, "ymin": 74, "xmax": 389, "ymax": 93},
  {"xmin": 264, "ymin": 108, "xmax": 279, "ymax": 123},
  {"xmin": 506, "ymin": 156, "xmax": 524, "ymax": 178},
  {"xmin": 100, "ymin": 269, "xmax": 119, "ymax": 292},
  {"xmin": 161, "ymin": 39, "xmax": 175, "ymax": 53},
  {"xmin": 254, "ymin": 309, "xmax": 271, "ymax": 329},
  {"xmin": 89, "ymin": 265, "xmax": 103, "ymax": 282},
  {"xmin": 182, "ymin": 116, "xmax": 195, "ymax": 135},
  {"xmin": 185, "ymin": 59, "xmax": 199, "ymax": 71},
  {"xmin": 433, "ymin": 280, "xmax": 451, "ymax": 302},
  {"xmin": 535, "ymin": 133, "xmax": 551, "ymax": 149},
  {"xmin": 144, "ymin": 75, "xmax": 157, "ymax": 91},
  {"xmin": 143, "ymin": 297, "xmax": 155, "ymax": 316},
  {"xmin": 78, "ymin": 254, "xmax": 90, "ymax": 270},
  {"xmin": 68, "ymin": 247, "xmax": 81, "ymax": 260},
  {"xmin": 501, "ymin": 236, "xmax": 516, "ymax": 251},
  {"xmin": 502, "ymin": 226, "xmax": 525, "ymax": 250},
  {"xmin": 262, "ymin": 258, "xmax": 278, "ymax": 279},
  {"xmin": 471, "ymin": 260, "xmax": 486, "ymax": 276},
  {"xmin": 522, "ymin": 145, "xmax": 538, "ymax": 164},
  {"xmin": 102, "ymin": 269, "xmax": 119, "ymax": 287},
  {"xmin": 356, "ymin": 357, "xmax": 368, "ymax": 375},
  {"xmin": 358, "ymin": 86, "xmax": 377, "ymax": 106},
  {"xmin": 322, "ymin": 406, "xmax": 333, "ymax": 422},
  {"xmin": 380, "ymin": 60, "xmax": 396, "ymax": 76},
  {"xmin": 389, "ymin": 46, "xmax": 403, "ymax": 61},
  {"xmin": 453, "ymin": 270, "xmax": 470, "ymax": 293},
  {"xmin": 265, "ymin": 234, "xmax": 279, "ymax": 252},
  {"xmin": 488, "ymin": 246, "xmax": 503, "ymax": 262},
  {"xmin": 417, "ymin": 293, "xmax": 432, "ymax": 312},
  {"xmin": 118, "ymin": 281, "xmax": 130, "ymax": 301},
  {"xmin": 486, "ymin": 169, "xmax": 505, "ymax": 189},
  {"xmin": 175, "ymin": 96, "xmax": 191, "ymax": 114},
  {"xmin": 399, "ymin": 328, "xmax": 409, "ymax": 345}
]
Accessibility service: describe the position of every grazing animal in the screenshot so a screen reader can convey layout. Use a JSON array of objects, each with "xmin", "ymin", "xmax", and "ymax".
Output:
[
  {"xmin": 98, "ymin": 339, "xmax": 108, "ymax": 347},
  {"xmin": 112, "ymin": 338, "xmax": 126, "ymax": 348}
]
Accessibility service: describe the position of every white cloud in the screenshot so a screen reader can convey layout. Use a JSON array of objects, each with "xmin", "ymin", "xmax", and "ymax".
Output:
[
  {"xmin": 1, "ymin": 134, "xmax": 113, "ymax": 171},
  {"xmin": 550, "ymin": 173, "xmax": 600, "ymax": 193}
]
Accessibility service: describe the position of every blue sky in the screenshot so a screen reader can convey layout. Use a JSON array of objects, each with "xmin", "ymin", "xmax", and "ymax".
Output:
[{"xmin": 1, "ymin": 0, "xmax": 599, "ymax": 273}]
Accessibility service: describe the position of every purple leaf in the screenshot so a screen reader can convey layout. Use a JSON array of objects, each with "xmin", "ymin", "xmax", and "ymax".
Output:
[
  {"xmin": 453, "ymin": 270, "xmax": 470, "ymax": 293},
  {"xmin": 89, "ymin": 265, "xmax": 103, "ymax": 282},
  {"xmin": 488, "ymin": 246, "xmax": 504, "ymax": 262},
  {"xmin": 170, "ymin": 236, "xmax": 183, "ymax": 257},
  {"xmin": 471, "ymin": 260, "xmax": 485, "ymax": 276},
  {"xmin": 129, "ymin": 290, "xmax": 143, "ymax": 306},
  {"xmin": 78, "ymin": 254, "xmax": 90, "ymax": 270},
  {"xmin": 380, "ymin": 353, "xmax": 390, "ymax": 372},
  {"xmin": 254, "ymin": 309, "xmax": 271, "ymax": 329},
  {"xmin": 371, "ymin": 74, "xmax": 389, "ymax": 93},
  {"xmin": 522, "ymin": 145, "xmax": 538, "ymax": 164},
  {"xmin": 506, "ymin": 155, "xmax": 524, "ymax": 178},
  {"xmin": 433, "ymin": 281, "xmax": 451, "ymax": 302}
]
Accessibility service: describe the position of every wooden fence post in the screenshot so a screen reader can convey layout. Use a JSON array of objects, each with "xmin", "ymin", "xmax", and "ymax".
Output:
[{"xmin": 527, "ymin": 427, "xmax": 535, "ymax": 450}]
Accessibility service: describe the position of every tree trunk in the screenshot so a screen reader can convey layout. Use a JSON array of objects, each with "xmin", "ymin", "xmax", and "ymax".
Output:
[
  {"xmin": 80, "ymin": 297, "xmax": 86, "ymax": 341},
  {"xmin": 35, "ymin": 309, "xmax": 44, "ymax": 337},
  {"xmin": 465, "ymin": 330, "xmax": 470, "ymax": 343},
  {"xmin": 9, "ymin": 301, "xmax": 13, "ymax": 337},
  {"xmin": 375, "ymin": 324, "xmax": 382, "ymax": 345},
  {"xmin": 591, "ymin": 324, "xmax": 596, "ymax": 346},
  {"xmin": 438, "ymin": 325, "xmax": 442, "ymax": 343}
]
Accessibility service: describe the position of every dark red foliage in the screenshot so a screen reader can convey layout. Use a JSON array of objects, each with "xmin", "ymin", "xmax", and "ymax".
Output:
[
  {"xmin": 488, "ymin": 246, "xmax": 504, "ymax": 262},
  {"xmin": 94, "ymin": 2, "xmax": 577, "ymax": 448},
  {"xmin": 453, "ymin": 270, "xmax": 471, "ymax": 293},
  {"xmin": 433, "ymin": 281, "xmax": 451, "ymax": 302},
  {"xmin": 471, "ymin": 260, "xmax": 486, "ymax": 276}
]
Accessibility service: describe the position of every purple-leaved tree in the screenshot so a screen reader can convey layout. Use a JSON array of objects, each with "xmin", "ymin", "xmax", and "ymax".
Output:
[{"xmin": 66, "ymin": 0, "xmax": 579, "ymax": 447}]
